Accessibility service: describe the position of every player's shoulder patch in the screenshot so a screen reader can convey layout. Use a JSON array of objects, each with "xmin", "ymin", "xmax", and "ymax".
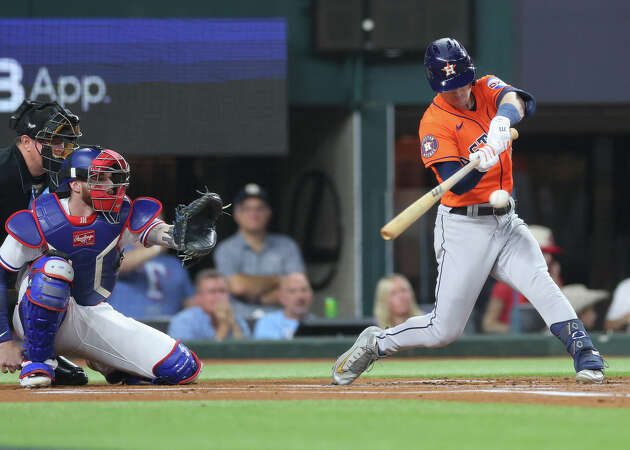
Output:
[
  {"xmin": 486, "ymin": 76, "xmax": 507, "ymax": 90},
  {"xmin": 421, "ymin": 135, "xmax": 439, "ymax": 158}
]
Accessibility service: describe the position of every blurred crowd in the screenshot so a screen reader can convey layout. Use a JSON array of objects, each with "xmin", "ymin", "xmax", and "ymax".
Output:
[{"xmin": 106, "ymin": 200, "xmax": 630, "ymax": 340}]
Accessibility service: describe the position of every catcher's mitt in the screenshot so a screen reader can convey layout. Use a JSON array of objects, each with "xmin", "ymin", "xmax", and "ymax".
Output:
[{"xmin": 173, "ymin": 189, "xmax": 224, "ymax": 263}]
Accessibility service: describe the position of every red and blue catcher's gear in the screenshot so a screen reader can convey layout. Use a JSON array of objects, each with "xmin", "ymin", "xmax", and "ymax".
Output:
[
  {"xmin": 56, "ymin": 147, "xmax": 130, "ymax": 224},
  {"xmin": 5, "ymin": 194, "xmax": 162, "ymax": 306},
  {"xmin": 4, "ymin": 210, "xmax": 43, "ymax": 250},
  {"xmin": 152, "ymin": 341, "xmax": 201, "ymax": 385},
  {"xmin": 424, "ymin": 37, "xmax": 476, "ymax": 92},
  {"xmin": 18, "ymin": 255, "xmax": 73, "ymax": 380}
]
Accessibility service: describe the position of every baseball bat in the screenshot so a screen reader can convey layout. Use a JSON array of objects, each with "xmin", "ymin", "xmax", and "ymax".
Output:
[{"xmin": 380, "ymin": 128, "xmax": 519, "ymax": 240}]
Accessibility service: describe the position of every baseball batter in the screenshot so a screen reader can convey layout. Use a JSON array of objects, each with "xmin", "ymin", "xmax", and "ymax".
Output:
[
  {"xmin": 0, "ymin": 146, "xmax": 220, "ymax": 388},
  {"xmin": 333, "ymin": 37, "xmax": 605, "ymax": 385}
]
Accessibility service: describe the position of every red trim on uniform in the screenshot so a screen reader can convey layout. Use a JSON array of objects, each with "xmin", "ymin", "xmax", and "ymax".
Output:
[
  {"xmin": 4, "ymin": 210, "xmax": 44, "ymax": 249},
  {"xmin": 120, "ymin": 196, "xmax": 133, "ymax": 235},
  {"xmin": 178, "ymin": 350, "xmax": 202, "ymax": 385},
  {"xmin": 52, "ymin": 194, "xmax": 97, "ymax": 226},
  {"xmin": 140, "ymin": 220, "xmax": 164, "ymax": 247},
  {"xmin": 19, "ymin": 368, "xmax": 55, "ymax": 381},
  {"xmin": 30, "ymin": 267, "xmax": 73, "ymax": 284},
  {"xmin": 153, "ymin": 340, "xmax": 180, "ymax": 373},
  {"xmin": 30, "ymin": 199, "xmax": 49, "ymax": 249},
  {"xmin": 26, "ymin": 290, "xmax": 68, "ymax": 312},
  {"xmin": 0, "ymin": 258, "xmax": 19, "ymax": 272}
]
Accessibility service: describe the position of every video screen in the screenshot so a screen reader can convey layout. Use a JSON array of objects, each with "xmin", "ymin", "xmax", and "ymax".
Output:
[{"xmin": 0, "ymin": 18, "xmax": 287, "ymax": 156}]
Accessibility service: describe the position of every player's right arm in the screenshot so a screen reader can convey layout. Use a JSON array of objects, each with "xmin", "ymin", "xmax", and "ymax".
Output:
[{"xmin": 420, "ymin": 120, "xmax": 485, "ymax": 195}]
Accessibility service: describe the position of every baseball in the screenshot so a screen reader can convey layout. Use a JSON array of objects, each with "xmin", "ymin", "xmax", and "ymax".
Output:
[{"xmin": 489, "ymin": 189, "xmax": 509, "ymax": 208}]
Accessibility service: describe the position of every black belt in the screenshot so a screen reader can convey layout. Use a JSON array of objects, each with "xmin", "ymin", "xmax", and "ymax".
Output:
[{"xmin": 449, "ymin": 203, "xmax": 512, "ymax": 216}]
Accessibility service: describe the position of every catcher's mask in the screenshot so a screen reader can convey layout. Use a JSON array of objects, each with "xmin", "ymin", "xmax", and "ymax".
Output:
[
  {"xmin": 56, "ymin": 147, "xmax": 130, "ymax": 224},
  {"xmin": 9, "ymin": 100, "xmax": 82, "ymax": 187}
]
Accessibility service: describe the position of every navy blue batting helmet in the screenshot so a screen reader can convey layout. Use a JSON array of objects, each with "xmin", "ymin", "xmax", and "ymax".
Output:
[{"xmin": 424, "ymin": 37, "xmax": 476, "ymax": 92}]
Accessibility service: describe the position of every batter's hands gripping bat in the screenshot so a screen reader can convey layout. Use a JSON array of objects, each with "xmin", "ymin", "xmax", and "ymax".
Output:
[{"xmin": 381, "ymin": 128, "xmax": 519, "ymax": 240}]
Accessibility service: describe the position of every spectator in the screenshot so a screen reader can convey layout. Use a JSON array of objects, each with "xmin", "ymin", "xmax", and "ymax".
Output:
[
  {"xmin": 605, "ymin": 279, "xmax": 630, "ymax": 332},
  {"xmin": 253, "ymin": 272, "xmax": 314, "ymax": 340},
  {"xmin": 561, "ymin": 284, "xmax": 608, "ymax": 330},
  {"xmin": 168, "ymin": 269, "xmax": 250, "ymax": 341},
  {"xmin": 214, "ymin": 183, "xmax": 305, "ymax": 319},
  {"xmin": 373, "ymin": 274, "xmax": 423, "ymax": 329},
  {"xmin": 482, "ymin": 225, "xmax": 563, "ymax": 333},
  {"xmin": 107, "ymin": 243, "xmax": 195, "ymax": 320}
]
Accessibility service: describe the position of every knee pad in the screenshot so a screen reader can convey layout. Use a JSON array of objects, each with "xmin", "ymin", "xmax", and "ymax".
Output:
[
  {"xmin": 28, "ymin": 256, "xmax": 74, "ymax": 311},
  {"xmin": 550, "ymin": 319, "xmax": 604, "ymax": 372},
  {"xmin": 20, "ymin": 256, "xmax": 73, "ymax": 362},
  {"xmin": 153, "ymin": 341, "xmax": 201, "ymax": 385}
]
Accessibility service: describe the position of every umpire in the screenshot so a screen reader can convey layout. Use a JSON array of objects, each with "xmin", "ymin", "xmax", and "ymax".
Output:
[{"xmin": 0, "ymin": 100, "xmax": 88, "ymax": 385}]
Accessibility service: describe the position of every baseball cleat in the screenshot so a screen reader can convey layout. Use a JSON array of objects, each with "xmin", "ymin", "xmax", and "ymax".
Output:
[
  {"xmin": 576, "ymin": 369, "xmax": 605, "ymax": 384},
  {"xmin": 332, "ymin": 326, "xmax": 382, "ymax": 385},
  {"xmin": 19, "ymin": 359, "xmax": 58, "ymax": 389}
]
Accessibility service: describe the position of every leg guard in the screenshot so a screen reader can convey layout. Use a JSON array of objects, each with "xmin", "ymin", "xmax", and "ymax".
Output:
[
  {"xmin": 550, "ymin": 319, "xmax": 604, "ymax": 372},
  {"xmin": 152, "ymin": 341, "xmax": 201, "ymax": 385},
  {"xmin": 20, "ymin": 256, "xmax": 73, "ymax": 364}
]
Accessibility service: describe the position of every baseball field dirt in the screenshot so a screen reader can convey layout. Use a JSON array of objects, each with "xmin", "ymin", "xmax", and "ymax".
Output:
[{"xmin": 2, "ymin": 358, "xmax": 630, "ymax": 408}]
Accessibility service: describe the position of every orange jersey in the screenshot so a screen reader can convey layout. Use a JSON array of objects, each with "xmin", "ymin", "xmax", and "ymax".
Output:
[{"xmin": 418, "ymin": 75, "xmax": 513, "ymax": 207}]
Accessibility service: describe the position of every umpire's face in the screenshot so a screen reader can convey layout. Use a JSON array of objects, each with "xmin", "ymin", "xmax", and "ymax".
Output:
[{"xmin": 234, "ymin": 198, "xmax": 271, "ymax": 234}]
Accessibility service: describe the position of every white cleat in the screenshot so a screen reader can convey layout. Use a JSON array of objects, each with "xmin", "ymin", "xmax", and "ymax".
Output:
[
  {"xmin": 576, "ymin": 369, "xmax": 605, "ymax": 384},
  {"xmin": 332, "ymin": 326, "xmax": 382, "ymax": 385},
  {"xmin": 20, "ymin": 374, "xmax": 53, "ymax": 388},
  {"xmin": 19, "ymin": 359, "xmax": 57, "ymax": 389}
]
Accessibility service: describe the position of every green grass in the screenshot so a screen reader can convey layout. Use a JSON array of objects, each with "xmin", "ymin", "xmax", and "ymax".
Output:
[
  {"xmin": 2, "ymin": 358, "xmax": 630, "ymax": 449},
  {"xmin": 3, "ymin": 356, "xmax": 630, "ymax": 384},
  {"xmin": 0, "ymin": 399, "xmax": 628, "ymax": 450}
]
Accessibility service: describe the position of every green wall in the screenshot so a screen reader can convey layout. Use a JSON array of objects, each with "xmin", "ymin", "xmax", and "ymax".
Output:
[{"xmin": 4, "ymin": 0, "xmax": 515, "ymax": 316}]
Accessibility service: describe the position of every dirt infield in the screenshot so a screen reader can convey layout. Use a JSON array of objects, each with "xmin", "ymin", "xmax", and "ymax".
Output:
[{"xmin": 3, "ymin": 376, "xmax": 630, "ymax": 408}]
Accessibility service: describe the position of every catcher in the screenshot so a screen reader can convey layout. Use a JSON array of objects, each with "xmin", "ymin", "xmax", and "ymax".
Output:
[{"xmin": 0, "ymin": 146, "xmax": 223, "ymax": 388}]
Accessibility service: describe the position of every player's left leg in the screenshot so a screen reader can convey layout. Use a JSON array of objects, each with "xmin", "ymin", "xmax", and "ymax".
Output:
[
  {"xmin": 17, "ymin": 256, "xmax": 74, "ymax": 388},
  {"xmin": 493, "ymin": 217, "xmax": 605, "ymax": 383},
  {"xmin": 54, "ymin": 302, "xmax": 201, "ymax": 385}
]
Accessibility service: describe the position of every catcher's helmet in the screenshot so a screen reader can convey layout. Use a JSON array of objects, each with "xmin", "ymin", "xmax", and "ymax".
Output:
[
  {"xmin": 56, "ymin": 147, "xmax": 130, "ymax": 224},
  {"xmin": 424, "ymin": 37, "xmax": 476, "ymax": 92},
  {"xmin": 9, "ymin": 100, "xmax": 82, "ymax": 187}
]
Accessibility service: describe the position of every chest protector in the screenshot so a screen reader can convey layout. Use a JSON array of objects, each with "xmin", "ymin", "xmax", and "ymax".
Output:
[{"xmin": 34, "ymin": 194, "xmax": 131, "ymax": 306}]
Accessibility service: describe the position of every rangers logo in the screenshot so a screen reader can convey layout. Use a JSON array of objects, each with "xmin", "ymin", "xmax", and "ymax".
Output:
[
  {"xmin": 441, "ymin": 62, "xmax": 456, "ymax": 76},
  {"xmin": 73, "ymin": 230, "xmax": 95, "ymax": 247},
  {"xmin": 421, "ymin": 135, "xmax": 439, "ymax": 158},
  {"xmin": 487, "ymin": 77, "xmax": 507, "ymax": 90}
]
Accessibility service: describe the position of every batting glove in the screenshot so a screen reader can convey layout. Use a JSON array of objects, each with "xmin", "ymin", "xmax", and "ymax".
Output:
[
  {"xmin": 486, "ymin": 116, "xmax": 511, "ymax": 154},
  {"xmin": 470, "ymin": 144, "xmax": 499, "ymax": 172}
]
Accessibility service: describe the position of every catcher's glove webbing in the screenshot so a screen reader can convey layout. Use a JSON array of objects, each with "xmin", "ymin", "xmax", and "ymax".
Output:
[{"xmin": 173, "ymin": 189, "xmax": 223, "ymax": 264}]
